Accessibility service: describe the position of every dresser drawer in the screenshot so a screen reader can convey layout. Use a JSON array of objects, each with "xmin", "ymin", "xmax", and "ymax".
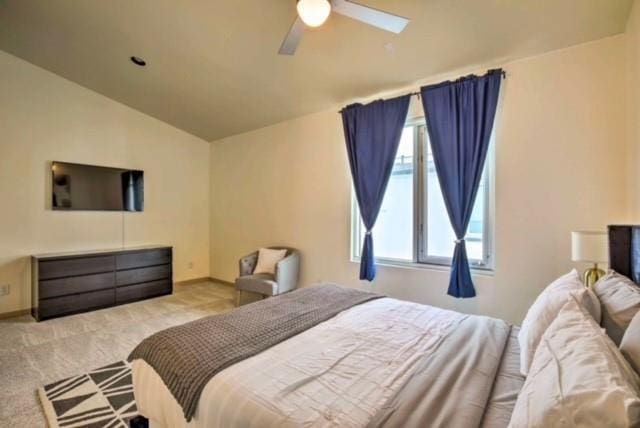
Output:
[
  {"xmin": 116, "ymin": 249, "xmax": 172, "ymax": 270},
  {"xmin": 39, "ymin": 272, "xmax": 114, "ymax": 299},
  {"xmin": 116, "ymin": 264, "xmax": 171, "ymax": 286},
  {"xmin": 39, "ymin": 256, "xmax": 115, "ymax": 280},
  {"xmin": 38, "ymin": 289, "xmax": 115, "ymax": 319},
  {"xmin": 116, "ymin": 279, "xmax": 172, "ymax": 304}
]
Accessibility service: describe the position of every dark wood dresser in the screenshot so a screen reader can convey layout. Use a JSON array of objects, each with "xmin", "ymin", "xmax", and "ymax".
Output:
[{"xmin": 31, "ymin": 246, "xmax": 172, "ymax": 321}]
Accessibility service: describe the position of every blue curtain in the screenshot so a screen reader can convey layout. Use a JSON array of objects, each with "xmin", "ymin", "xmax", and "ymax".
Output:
[
  {"xmin": 342, "ymin": 95, "xmax": 411, "ymax": 281},
  {"xmin": 420, "ymin": 69, "xmax": 502, "ymax": 298}
]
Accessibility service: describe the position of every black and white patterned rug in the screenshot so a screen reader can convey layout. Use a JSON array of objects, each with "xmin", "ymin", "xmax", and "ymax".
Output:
[{"xmin": 38, "ymin": 361, "xmax": 138, "ymax": 428}]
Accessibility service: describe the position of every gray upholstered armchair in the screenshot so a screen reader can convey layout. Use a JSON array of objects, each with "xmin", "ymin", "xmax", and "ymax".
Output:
[{"xmin": 234, "ymin": 247, "xmax": 300, "ymax": 306}]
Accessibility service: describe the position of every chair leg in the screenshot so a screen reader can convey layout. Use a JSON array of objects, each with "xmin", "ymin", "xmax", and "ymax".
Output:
[{"xmin": 236, "ymin": 290, "xmax": 241, "ymax": 307}]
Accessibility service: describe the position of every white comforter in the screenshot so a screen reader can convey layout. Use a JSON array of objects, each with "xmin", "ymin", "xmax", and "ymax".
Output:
[{"xmin": 132, "ymin": 297, "xmax": 470, "ymax": 427}]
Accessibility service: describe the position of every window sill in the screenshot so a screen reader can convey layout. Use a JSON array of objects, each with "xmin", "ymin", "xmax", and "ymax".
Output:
[{"xmin": 350, "ymin": 257, "xmax": 495, "ymax": 277}]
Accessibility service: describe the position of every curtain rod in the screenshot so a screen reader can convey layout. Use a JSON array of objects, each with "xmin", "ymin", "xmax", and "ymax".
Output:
[{"xmin": 339, "ymin": 70, "xmax": 507, "ymax": 114}]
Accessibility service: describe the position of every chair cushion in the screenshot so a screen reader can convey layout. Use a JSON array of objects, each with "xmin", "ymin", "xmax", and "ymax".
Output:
[
  {"xmin": 253, "ymin": 248, "xmax": 287, "ymax": 275},
  {"xmin": 235, "ymin": 273, "xmax": 277, "ymax": 296}
]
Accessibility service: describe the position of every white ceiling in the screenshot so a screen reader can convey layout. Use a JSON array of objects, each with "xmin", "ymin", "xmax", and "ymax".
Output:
[{"xmin": 0, "ymin": 0, "xmax": 633, "ymax": 141}]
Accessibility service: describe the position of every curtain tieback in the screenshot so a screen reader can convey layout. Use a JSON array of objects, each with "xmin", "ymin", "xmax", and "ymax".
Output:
[
  {"xmin": 365, "ymin": 231, "xmax": 372, "ymax": 236},
  {"xmin": 455, "ymin": 238, "xmax": 465, "ymax": 244}
]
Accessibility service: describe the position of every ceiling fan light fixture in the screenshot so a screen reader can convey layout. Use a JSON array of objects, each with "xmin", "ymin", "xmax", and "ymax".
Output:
[{"xmin": 296, "ymin": 0, "xmax": 331, "ymax": 27}]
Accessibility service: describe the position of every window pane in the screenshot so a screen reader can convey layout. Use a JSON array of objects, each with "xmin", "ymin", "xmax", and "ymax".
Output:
[
  {"xmin": 370, "ymin": 126, "xmax": 414, "ymax": 260},
  {"xmin": 425, "ymin": 140, "xmax": 485, "ymax": 262}
]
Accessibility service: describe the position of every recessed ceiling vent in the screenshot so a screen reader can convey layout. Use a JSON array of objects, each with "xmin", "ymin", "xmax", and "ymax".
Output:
[{"xmin": 130, "ymin": 56, "xmax": 146, "ymax": 66}]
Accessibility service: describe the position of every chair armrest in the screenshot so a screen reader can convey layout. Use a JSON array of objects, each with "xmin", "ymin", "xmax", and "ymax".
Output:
[
  {"xmin": 238, "ymin": 251, "xmax": 259, "ymax": 277},
  {"xmin": 275, "ymin": 251, "xmax": 300, "ymax": 294}
]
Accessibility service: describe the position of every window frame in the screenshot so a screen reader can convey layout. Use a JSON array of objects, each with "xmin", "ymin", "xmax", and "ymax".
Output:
[{"xmin": 350, "ymin": 117, "xmax": 495, "ymax": 272}]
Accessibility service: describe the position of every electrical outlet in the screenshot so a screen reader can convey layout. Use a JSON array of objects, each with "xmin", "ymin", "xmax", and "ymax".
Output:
[{"xmin": 0, "ymin": 284, "xmax": 10, "ymax": 296}]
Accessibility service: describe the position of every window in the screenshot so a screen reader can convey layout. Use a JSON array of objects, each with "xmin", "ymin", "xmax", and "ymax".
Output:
[{"xmin": 351, "ymin": 118, "xmax": 494, "ymax": 269}]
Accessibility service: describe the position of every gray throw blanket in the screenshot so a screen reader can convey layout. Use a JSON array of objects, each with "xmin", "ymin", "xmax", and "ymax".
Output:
[{"xmin": 128, "ymin": 284, "xmax": 382, "ymax": 422}]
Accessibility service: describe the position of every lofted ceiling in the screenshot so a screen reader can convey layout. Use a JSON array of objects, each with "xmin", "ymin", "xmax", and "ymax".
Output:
[{"xmin": 0, "ymin": 0, "xmax": 633, "ymax": 141}]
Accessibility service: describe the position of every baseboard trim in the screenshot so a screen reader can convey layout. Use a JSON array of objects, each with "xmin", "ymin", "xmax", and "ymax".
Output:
[
  {"xmin": 174, "ymin": 277, "xmax": 211, "ymax": 286},
  {"xmin": 0, "ymin": 309, "xmax": 30, "ymax": 320},
  {"xmin": 209, "ymin": 277, "xmax": 234, "ymax": 287},
  {"xmin": 174, "ymin": 277, "xmax": 234, "ymax": 287}
]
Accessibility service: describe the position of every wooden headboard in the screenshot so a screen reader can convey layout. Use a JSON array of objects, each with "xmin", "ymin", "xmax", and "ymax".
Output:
[{"xmin": 608, "ymin": 225, "xmax": 640, "ymax": 284}]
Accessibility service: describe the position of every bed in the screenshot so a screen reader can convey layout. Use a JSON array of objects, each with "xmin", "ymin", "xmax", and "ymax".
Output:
[
  {"xmin": 128, "ymin": 225, "xmax": 640, "ymax": 428},
  {"xmin": 130, "ymin": 293, "xmax": 525, "ymax": 427},
  {"xmin": 131, "ymin": 296, "xmax": 523, "ymax": 428}
]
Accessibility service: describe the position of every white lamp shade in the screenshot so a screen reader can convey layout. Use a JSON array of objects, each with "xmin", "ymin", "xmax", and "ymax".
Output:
[
  {"xmin": 571, "ymin": 231, "xmax": 608, "ymax": 263},
  {"xmin": 297, "ymin": 0, "xmax": 331, "ymax": 27}
]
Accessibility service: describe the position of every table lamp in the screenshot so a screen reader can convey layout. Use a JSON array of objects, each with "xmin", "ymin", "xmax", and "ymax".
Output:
[{"xmin": 571, "ymin": 231, "xmax": 607, "ymax": 288}]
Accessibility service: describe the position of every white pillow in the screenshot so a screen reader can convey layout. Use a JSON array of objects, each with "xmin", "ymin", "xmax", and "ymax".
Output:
[
  {"xmin": 252, "ymin": 248, "xmax": 287, "ymax": 275},
  {"xmin": 620, "ymin": 310, "xmax": 640, "ymax": 375},
  {"xmin": 518, "ymin": 269, "xmax": 600, "ymax": 375},
  {"xmin": 594, "ymin": 270, "xmax": 640, "ymax": 345},
  {"xmin": 509, "ymin": 292, "xmax": 640, "ymax": 428}
]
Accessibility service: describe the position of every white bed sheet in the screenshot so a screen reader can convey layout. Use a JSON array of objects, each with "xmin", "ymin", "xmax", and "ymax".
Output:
[{"xmin": 132, "ymin": 297, "xmax": 467, "ymax": 428}]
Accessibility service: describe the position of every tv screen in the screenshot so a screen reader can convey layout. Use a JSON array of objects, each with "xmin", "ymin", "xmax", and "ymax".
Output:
[{"xmin": 51, "ymin": 161, "xmax": 144, "ymax": 211}]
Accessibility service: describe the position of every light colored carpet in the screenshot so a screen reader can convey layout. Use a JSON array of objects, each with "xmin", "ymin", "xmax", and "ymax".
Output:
[{"xmin": 0, "ymin": 281, "xmax": 237, "ymax": 428}]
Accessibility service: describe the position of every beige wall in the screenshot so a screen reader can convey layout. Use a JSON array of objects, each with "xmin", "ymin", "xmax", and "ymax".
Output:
[
  {"xmin": 2, "ymin": 21, "xmax": 634, "ymax": 322},
  {"xmin": 629, "ymin": 0, "xmax": 640, "ymax": 216},
  {"xmin": 210, "ymin": 35, "xmax": 631, "ymax": 324},
  {"xmin": 0, "ymin": 51, "xmax": 210, "ymax": 315}
]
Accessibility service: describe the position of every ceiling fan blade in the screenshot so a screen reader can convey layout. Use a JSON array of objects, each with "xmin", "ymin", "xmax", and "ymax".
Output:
[
  {"xmin": 278, "ymin": 17, "xmax": 305, "ymax": 55},
  {"xmin": 331, "ymin": 0, "xmax": 409, "ymax": 34}
]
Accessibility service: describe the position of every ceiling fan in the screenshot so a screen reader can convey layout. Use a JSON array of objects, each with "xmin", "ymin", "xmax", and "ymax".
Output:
[{"xmin": 279, "ymin": 0, "xmax": 410, "ymax": 55}]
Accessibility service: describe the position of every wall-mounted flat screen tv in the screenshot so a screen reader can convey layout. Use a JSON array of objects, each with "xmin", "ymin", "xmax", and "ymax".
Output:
[{"xmin": 51, "ymin": 161, "xmax": 144, "ymax": 211}]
